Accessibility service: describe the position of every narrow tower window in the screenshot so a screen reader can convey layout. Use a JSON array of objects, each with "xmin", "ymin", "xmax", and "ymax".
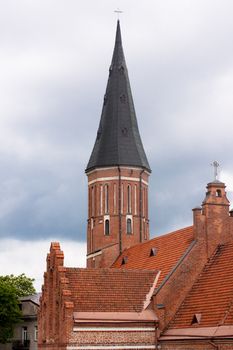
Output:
[
  {"xmin": 216, "ymin": 189, "xmax": 222, "ymax": 197},
  {"xmin": 100, "ymin": 185, "xmax": 103, "ymax": 215},
  {"xmin": 127, "ymin": 185, "xmax": 131, "ymax": 213},
  {"xmin": 134, "ymin": 185, "xmax": 137, "ymax": 215},
  {"xmin": 142, "ymin": 187, "xmax": 145, "ymax": 216},
  {"xmin": 127, "ymin": 218, "xmax": 132, "ymax": 234},
  {"xmin": 105, "ymin": 219, "xmax": 110, "ymax": 235},
  {"xmin": 105, "ymin": 184, "xmax": 109, "ymax": 213},
  {"xmin": 113, "ymin": 183, "xmax": 117, "ymax": 214},
  {"xmin": 145, "ymin": 187, "xmax": 148, "ymax": 217},
  {"xmin": 121, "ymin": 184, "xmax": 124, "ymax": 214},
  {"xmin": 91, "ymin": 186, "xmax": 94, "ymax": 216}
]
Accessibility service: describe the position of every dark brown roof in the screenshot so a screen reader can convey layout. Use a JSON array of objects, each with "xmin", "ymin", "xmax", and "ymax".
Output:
[
  {"xmin": 112, "ymin": 226, "xmax": 194, "ymax": 287},
  {"xmin": 86, "ymin": 20, "xmax": 150, "ymax": 173},
  {"xmin": 64, "ymin": 268, "xmax": 158, "ymax": 312},
  {"xmin": 168, "ymin": 242, "xmax": 233, "ymax": 329}
]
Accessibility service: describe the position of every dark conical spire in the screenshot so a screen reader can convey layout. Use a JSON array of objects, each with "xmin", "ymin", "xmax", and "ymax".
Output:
[{"xmin": 86, "ymin": 21, "xmax": 151, "ymax": 173}]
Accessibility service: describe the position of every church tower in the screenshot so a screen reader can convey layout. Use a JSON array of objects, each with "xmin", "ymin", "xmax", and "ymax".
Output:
[{"xmin": 86, "ymin": 21, "xmax": 151, "ymax": 268}]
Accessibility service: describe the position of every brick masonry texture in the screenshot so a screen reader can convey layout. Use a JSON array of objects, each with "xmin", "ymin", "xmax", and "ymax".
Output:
[
  {"xmin": 86, "ymin": 166, "xmax": 150, "ymax": 267},
  {"xmin": 39, "ymin": 181, "xmax": 233, "ymax": 350},
  {"xmin": 38, "ymin": 242, "xmax": 158, "ymax": 349},
  {"xmin": 69, "ymin": 330, "xmax": 156, "ymax": 345}
]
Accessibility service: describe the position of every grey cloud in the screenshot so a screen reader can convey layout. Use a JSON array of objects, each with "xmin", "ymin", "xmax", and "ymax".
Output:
[{"xmin": 1, "ymin": 1, "xmax": 233, "ymax": 242}]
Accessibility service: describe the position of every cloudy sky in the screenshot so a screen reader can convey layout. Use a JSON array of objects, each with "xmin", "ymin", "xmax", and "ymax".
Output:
[{"xmin": 1, "ymin": 0, "xmax": 233, "ymax": 290}]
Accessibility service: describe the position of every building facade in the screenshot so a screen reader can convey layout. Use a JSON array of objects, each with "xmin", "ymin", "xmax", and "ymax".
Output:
[
  {"xmin": 2, "ymin": 294, "xmax": 39, "ymax": 350},
  {"xmin": 38, "ymin": 21, "xmax": 233, "ymax": 350}
]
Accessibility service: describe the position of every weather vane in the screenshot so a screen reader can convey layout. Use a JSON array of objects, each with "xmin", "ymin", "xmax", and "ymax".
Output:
[
  {"xmin": 211, "ymin": 161, "xmax": 220, "ymax": 181},
  {"xmin": 114, "ymin": 9, "xmax": 123, "ymax": 20}
]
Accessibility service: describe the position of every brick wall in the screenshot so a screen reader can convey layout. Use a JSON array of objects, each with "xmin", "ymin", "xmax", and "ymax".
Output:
[
  {"xmin": 38, "ymin": 243, "xmax": 73, "ymax": 350},
  {"xmin": 155, "ymin": 181, "xmax": 233, "ymax": 331},
  {"xmin": 69, "ymin": 327, "xmax": 156, "ymax": 347},
  {"xmin": 86, "ymin": 166, "xmax": 150, "ymax": 267}
]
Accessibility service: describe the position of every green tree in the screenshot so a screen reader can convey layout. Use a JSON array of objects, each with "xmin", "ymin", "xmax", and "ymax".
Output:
[
  {"xmin": 0, "ymin": 274, "xmax": 36, "ymax": 344},
  {"xmin": 0, "ymin": 274, "xmax": 35, "ymax": 297}
]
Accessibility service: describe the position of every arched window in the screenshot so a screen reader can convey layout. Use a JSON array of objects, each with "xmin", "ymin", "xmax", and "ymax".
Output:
[
  {"xmin": 145, "ymin": 187, "xmax": 148, "ymax": 217},
  {"xmin": 113, "ymin": 183, "xmax": 117, "ymax": 214},
  {"xmin": 127, "ymin": 218, "xmax": 132, "ymax": 234},
  {"xmin": 134, "ymin": 185, "xmax": 137, "ymax": 215},
  {"xmin": 127, "ymin": 185, "xmax": 131, "ymax": 213},
  {"xmin": 105, "ymin": 184, "xmax": 109, "ymax": 213},
  {"xmin": 216, "ymin": 189, "xmax": 222, "ymax": 197},
  {"xmin": 121, "ymin": 184, "xmax": 124, "ymax": 214},
  {"xmin": 105, "ymin": 219, "xmax": 110, "ymax": 235},
  {"xmin": 100, "ymin": 185, "xmax": 103, "ymax": 215},
  {"xmin": 91, "ymin": 186, "xmax": 94, "ymax": 216},
  {"xmin": 142, "ymin": 187, "xmax": 146, "ymax": 216}
]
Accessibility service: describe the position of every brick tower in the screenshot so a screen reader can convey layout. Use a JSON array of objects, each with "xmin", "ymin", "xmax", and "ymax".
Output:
[{"xmin": 86, "ymin": 21, "xmax": 151, "ymax": 268}]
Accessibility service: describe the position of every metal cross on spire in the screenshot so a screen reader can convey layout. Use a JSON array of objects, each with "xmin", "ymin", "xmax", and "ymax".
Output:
[
  {"xmin": 114, "ymin": 9, "xmax": 123, "ymax": 20},
  {"xmin": 211, "ymin": 161, "xmax": 220, "ymax": 181}
]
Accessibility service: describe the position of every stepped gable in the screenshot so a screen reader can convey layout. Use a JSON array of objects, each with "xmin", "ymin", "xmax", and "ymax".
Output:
[
  {"xmin": 86, "ymin": 20, "xmax": 150, "ymax": 172},
  {"xmin": 168, "ymin": 241, "xmax": 233, "ymax": 329},
  {"xmin": 112, "ymin": 226, "xmax": 194, "ymax": 286},
  {"xmin": 64, "ymin": 268, "xmax": 159, "ymax": 313}
]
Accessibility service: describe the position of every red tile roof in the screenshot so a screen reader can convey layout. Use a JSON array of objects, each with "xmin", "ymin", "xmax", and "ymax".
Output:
[
  {"xmin": 112, "ymin": 226, "xmax": 194, "ymax": 286},
  {"xmin": 64, "ymin": 268, "xmax": 159, "ymax": 313},
  {"xmin": 168, "ymin": 242, "xmax": 233, "ymax": 329}
]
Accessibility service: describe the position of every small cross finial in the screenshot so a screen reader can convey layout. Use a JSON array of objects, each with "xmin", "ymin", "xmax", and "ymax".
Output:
[
  {"xmin": 211, "ymin": 161, "xmax": 220, "ymax": 181},
  {"xmin": 114, "ymin": 9, "xmax": 123, "ymax": 20}
]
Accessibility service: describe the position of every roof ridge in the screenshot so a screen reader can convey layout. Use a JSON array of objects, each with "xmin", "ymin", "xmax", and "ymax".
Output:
[{"xmin": 65, "ymin": 267, "xmax": 158, "ymax": 274}]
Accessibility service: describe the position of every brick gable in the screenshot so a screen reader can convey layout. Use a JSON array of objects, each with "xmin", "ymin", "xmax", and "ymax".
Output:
[{"xmin": 38, "ymin": 243, "xmax": 160, "ymax": 350}]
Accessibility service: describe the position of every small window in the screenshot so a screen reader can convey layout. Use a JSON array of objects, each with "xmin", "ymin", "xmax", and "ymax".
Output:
[
  {"xmin": 105, "ymin": 219, "xmax": 110, "ymax": 235},
  {"xmin": 121, "ymin": 256, "xmax": 128, "ymax": 265},
  {"xmin": 120, "ymin": 94, "xmax": 126, "ymax": 103},
  {"xmin": 22, "ymin": 326, "xmax": 28, "ymax": 342},
  {"xmin": 127, "ymin": 218, "xmax": 132, "ymax": 234},
  {"xmin": 34, "ymin": 326, "xmax": 38, "ymax": 341},
  {"xmin": 118, "ymin": 65, "xmax": 124, "ymax": 73},
  {"xmin": 150, "ymin": 247, "xmax": 157, "ymax": 257},
  {"xmin": 216, "ymin": 189, "xmax": 222, "ymax": 197},
  {"xmin": 191, "ymin": 313, "xmax": 201, "ymax": 325}
]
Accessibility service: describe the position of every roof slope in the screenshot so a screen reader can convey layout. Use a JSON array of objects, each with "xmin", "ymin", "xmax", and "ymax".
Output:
[
  {"xmin": 65, "ymin": 268, "xmax": 158, "ymax": 313},
  {"xmin": 168, "ymin": 242, "xmax": 233, "ymax": 329},
  {"xmin": 20, "ymin": 293, "xmax": 41, "ymax": 305},
  {"xmin": 112, "ymin": 226, "xmax": 194, "ymax": 287},
  {"xmin": 86, "ymin": 20, "xmax": 150, "ymax": 172}
]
